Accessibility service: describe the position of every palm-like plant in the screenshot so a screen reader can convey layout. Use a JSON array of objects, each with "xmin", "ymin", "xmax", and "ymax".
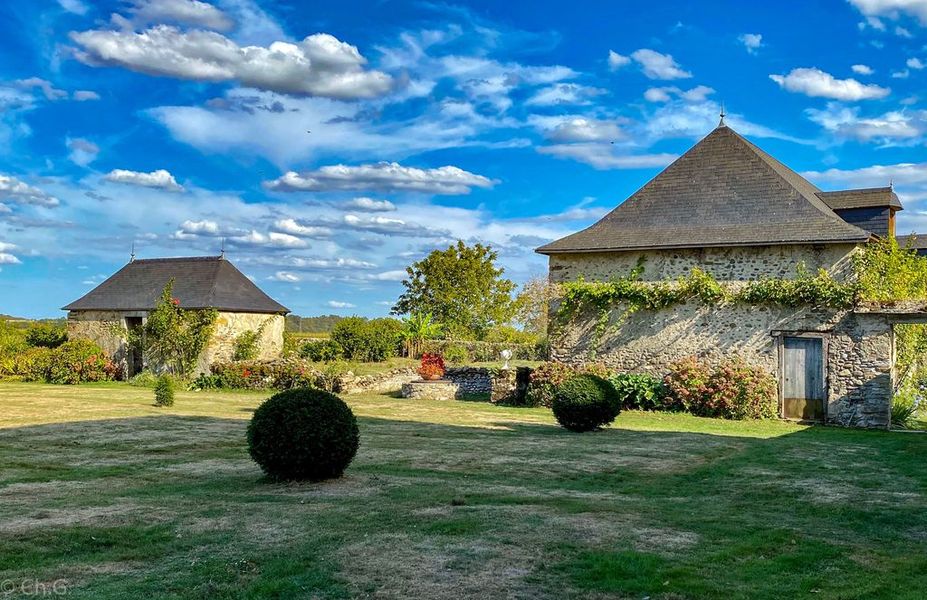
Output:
[{"xmin": 401, "ymin": 312, "xmax": 442, "ymax": 358}]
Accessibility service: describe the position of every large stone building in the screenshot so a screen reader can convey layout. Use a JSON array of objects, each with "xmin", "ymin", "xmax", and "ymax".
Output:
[
  {"xmin": 64, "ymin": 256, "xmax": 289, "ymax": 377},
  {"xmin": 538, "ymin": 120, "xmax": 918, "ymax": 429}
]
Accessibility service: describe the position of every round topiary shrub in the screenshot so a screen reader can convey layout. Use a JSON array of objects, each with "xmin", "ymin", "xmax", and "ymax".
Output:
[
  {"xmin": 552, "ymin": 374, "xmax": 621, "ymax": 432},
  {"xmin": 247, "ymin": 388, "xmax": 360, "ymax": 481},
  {"xmin": 153, "ymin": 374, "xmax": 175, "ymax": 407}
]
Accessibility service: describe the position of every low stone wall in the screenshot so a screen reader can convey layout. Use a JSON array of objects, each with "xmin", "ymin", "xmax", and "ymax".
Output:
[
  {"xmin": 339, "ymin": 368, "xmax": 418, "ymax": 394},
  {"xmin": 401, "ymin": 380, "xmax": 458, "ymax": 401},
  {"xmin": 444, "ymin": 367, "xmax": 492, "ymax": 396}
]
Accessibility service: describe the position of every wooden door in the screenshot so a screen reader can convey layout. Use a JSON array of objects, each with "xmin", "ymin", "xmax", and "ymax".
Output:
[{"xmin": 781, "ymin": 337, "xmax": 825, "ymax": 421}]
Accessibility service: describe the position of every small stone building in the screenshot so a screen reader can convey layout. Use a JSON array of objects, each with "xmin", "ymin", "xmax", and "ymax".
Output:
[
  {"xmin": 63, "ymin": 256, "xmax": 289, "ymax": 377},
  {"xmin": 538, "ymin": 121, "xmax": 918, "ymax": 429}
]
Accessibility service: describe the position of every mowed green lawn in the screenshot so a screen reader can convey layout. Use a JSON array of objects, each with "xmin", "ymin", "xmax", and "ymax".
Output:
[{"xmin": 1, "ymin": 383, "xmax": 926, "ymax": 599}]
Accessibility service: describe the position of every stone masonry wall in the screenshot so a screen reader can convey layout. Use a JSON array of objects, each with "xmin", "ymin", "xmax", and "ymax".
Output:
[
  {"xmin": 548, "ymin": 244, "xmax": 894, "ymax": 429},
  {"xmin": 68, "ymin": 310, "xmax": 285, "ymax": 376}
]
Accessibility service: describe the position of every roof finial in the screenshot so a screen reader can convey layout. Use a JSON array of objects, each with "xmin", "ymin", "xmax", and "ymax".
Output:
[
  {"xmin": 889, "ymin": 178, "xmax": 894, "ymax": 191},
  {"xmin": 130, "ymin": 242, "xmax": 136, "ymax": 262},
  {"xmin": 220, "ymin": 237, "xmax": 226, "ymax": 259},
  {"xmin": 719, "ymin": 102, "xmax": 727, "ymax": 127}
]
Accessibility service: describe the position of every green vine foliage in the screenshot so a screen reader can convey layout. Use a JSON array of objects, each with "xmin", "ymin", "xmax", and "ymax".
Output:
[
  {"xmin": 130, "ymin": 281, "xmax": 218, "ymax": 376},
  {"xmin": 855, "ymin": 237, "xmax": 927, "ymax": 302}
]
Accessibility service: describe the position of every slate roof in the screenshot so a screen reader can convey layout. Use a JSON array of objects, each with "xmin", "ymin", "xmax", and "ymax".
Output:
[
  {"xmin": 816, "ymin": 187, "xmax": 902, "ymax": 211},
  {"xmin": 897, "ymin": 234, "xmax": 927, "ymax": 250},
  {"xmin": 63, "ymin": 256, "xmax": 289, "ymax": 314},
  {"xmin": 536, "ymin": 124, "xmax": 873, "ymax": 254}
]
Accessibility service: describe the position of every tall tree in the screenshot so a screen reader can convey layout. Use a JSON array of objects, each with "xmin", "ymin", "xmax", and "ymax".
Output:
[
  {"xmin": 514, "ymin": 275, "xmax": 553, "ymax": 337},
  {"xmin": 392, "ymin": 241, "xmax": 516, "ymax": 339}
]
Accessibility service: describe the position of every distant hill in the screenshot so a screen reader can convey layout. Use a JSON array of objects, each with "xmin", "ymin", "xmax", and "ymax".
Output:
[{"xmin": 285, "ymin": 314, "xmax": 347, "ymax": 333}]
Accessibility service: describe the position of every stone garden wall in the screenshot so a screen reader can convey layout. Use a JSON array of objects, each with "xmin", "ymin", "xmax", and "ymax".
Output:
[{"xmin": 548, "ymin": 245, "xmax": 894, "ymax": 429}]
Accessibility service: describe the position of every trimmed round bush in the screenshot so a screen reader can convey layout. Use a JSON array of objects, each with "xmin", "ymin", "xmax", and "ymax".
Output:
[
  {"xmin": 552, "ymin": 374, "xmax": 621, "ymax": 432},
  {"xmin": 247, "ymin": 388, "xmax": 359, "ymax": 481}
]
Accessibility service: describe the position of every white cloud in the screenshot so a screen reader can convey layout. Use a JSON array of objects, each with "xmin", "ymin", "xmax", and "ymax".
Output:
[
  {"xmin": 0, "ymin": 241, "xmax": 21, "ymax": 265},
  {"xmin": 538, "ymin": 144, "xmax": 677, "ymax": 170},
  {"xmin": 896, "ymin": 25, "xmax": 914, "ymax": 36},
  {"xmin": 270, "ymin": 271, "xmax": 300, "ymax": 282},
  {"xmin": 123, "ymin": 0, "xmax": 235, "ymax": 31},
  {"xmin": 0, "ymin": 175, "xmax": 60, "ymax": 207},
  {"xmin": 66, "ymin": 137, "xmax": 99, "ymax": 166},
  {"xmin": 177, "ymin": 219, "xmax": 220, "ymax": 235},
  {"xmin": 848, "ymin": 0, "xmax": 927, "ymax": 25},
  {"xmin": 70, "ymin": 26, "xmax": 392, "ymax": 100},
  {"xmin": 232, "ymin": 231, "xmax": 308, "ymax": 248},
  {"xmin": 530, "ymin": 116, "xmax": 624, "ymax": 143},
  {"xmin": 103, "ymin": 168, "xmax": 184, "ymax": 191},
  {"xmin": 907, "ymin": 57, "xmax": 925, "ymax": 70},
  {"xmin": 644, "ymin": 85, "xmax": 714, "ymax": 103},
  {"xmin": 72, "ymin": 90, "xmax": 100, "ymax": 101},
  {"xmin": 852, "ymin": 64, "xmax": 874, "ymax": 75},
  {"xmin": 264, "ymin": 162, "xmax": 497, "ymax": 194},
  {"xmin": 57, "ymin": 0, "xmax": 87, "ymax": 15},
  {"xmin": 15, "ymin": 78, "xmax": 67, "ymax": 101},
  {"xmin": 524, "ymin": 83, "xmax": 605, "ymax": 106},
  {"xmin": 631, "ymin": 49, "xmax": 692, "ymax": 80},
  {"xmin": 341, "ymin": 214, "xmax": 447, "ymax": 237},
  {"xmin": 326, "ymin": 300, "xmax": 356, "ymax": 309},
  {"xmin": 892, "ymin": 69, "xmax": 910, "ymax": 79},
  {"xmin": 342, "ymin": 197, "xmax": 396, "ymax": 212},
  {"xmin": 769, "ymin": 67, "xmax": 890, "ymax": 100},
  {"xmin": 806, "ymin": 103, "xmax": 925, "ymax": 142},
  {"xmin": 273, "ymin": 218, "xmax": 333, "ymax": 238},
  {"xmin": 607, "ymin": 50, "xmax": 630, "ymax": 70},
  {"xmin": 738, "ymin": 33, "xmax": 763, "ymax": 53}
]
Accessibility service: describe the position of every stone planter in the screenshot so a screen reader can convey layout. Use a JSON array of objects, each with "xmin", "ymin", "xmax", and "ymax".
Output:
[{"xmin": 401, "ymin": 379, "xmax": 459, "ymax": 401}]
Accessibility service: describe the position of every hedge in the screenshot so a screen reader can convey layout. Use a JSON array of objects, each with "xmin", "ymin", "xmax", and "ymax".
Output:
[{"xmin": 420, "ymin": 339, "xmax": 546, "ymax": 362}]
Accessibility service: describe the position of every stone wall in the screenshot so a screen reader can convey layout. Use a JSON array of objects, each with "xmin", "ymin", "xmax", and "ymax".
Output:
[
  {"xmin": 444, "ymin": 367, "xmax": 492, "ymax": 396},
  {"xmin": 198, "ymin": 312, "xmax": 285, "ymax": 370},
  {"xmin": 548, "ymin": 244, "xmax": 858, "ymax": 284},
  {"xmin": 67, "ymin": 309, "xmax": 285, "ymax": 377},
  {"xmin": 548, "ymin": 244, "xmax": 895, "ymax": 429}
]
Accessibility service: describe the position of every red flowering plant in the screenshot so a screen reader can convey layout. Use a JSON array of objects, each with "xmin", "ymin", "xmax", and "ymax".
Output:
[{"xmin": 419, "ymin": 353, "xmax": 446, "ymax": 380}]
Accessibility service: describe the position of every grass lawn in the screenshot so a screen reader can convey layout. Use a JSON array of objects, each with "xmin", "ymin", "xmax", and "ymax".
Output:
[{"xmin": 1, "ymin": 383, "xmax": 926, "ymax": 598}]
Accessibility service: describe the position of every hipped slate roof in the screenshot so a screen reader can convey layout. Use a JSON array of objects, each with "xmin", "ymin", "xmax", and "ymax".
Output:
[
  {"xmin": 63, "ymin": 256, "xmax": 289, "ymax": 314},
  {"xmin": 816, "ymin": 187, "xmax": 902, "ymax": 211},
  {"xmin": 537, "ymin": 124, "xmax": 873, "ymax": 254}
]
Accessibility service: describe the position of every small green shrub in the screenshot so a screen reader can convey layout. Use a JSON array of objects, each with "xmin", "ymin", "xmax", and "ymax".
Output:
[
  {"xmin": 47, "ymin": 339, "xmax": 116, "ymax": 384},
  {"xmin": 299, "ymin": 339, "xmax": 343, "ymax": 362},
  {"xmin": 24, "ymin": 323, "xmax": 67, "ymax": 349},
  {"xmin": 247, "ymin": 388, "xmax": 360, "ymax": 481},
  {"xmin": 442, "ymin": 344, "xmax": 469, "ymax": 364},
  {"xmin": 664, "ymin": 357, "xmax": 777, "ymax": 419},
  {"xmin": 154, "ymin": 374, "xmax": 175, "ymax": 407},
  {"xmin": 552, "ymin": 374, "xmax": 621, "ymax": 432},
  {"xmin": 233, "ymin": 330, "xmax": 261, "ymax": 361},
  {"xmin": 14, "ymin": 347, "xmax": 54, "ymax": 381},
  {"xmin": 331, "ymin": 317, "xmax": 401, "ymax": 362},
  {"xmin": 610, "ymin": 373, "xmax": 668, "ymax": 411},
  {"xmin": 129, "ymin": 370, "xmax": 159, "ymax": 388},
  {"xmin": 190, "ymin": 373, "xmax": 221, "ymax": 390}
]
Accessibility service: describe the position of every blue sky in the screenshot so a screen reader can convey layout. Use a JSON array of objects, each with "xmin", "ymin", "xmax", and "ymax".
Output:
[{"xmin": 0, "ymin": 0, "xmax": 925, "ymax": 318}]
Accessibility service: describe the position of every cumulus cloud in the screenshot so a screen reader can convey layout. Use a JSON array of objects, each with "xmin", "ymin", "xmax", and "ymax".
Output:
[
  {"xmin": 66, "ymin": 137, "xmax": 99, "ymax": 166},
  {"xmin": 538, "ymin": 144, "xmax": 677, "ymax": 170},
  {"xmin": 0, "ymin": 174, "xmax": 60, "ymax": 207},
  {"xmin": 58, "ymin": 0, "xmax": 88, "ymax": 14},
  {"xmin": 122, "ymin": 0, "xmax": 235, "ymax": 31},
  {"xmin": 326, "ymin": 300, "xmax": 355, "ymax": 309},
  {"xmin": 738, "ymin": 33, "xmax": 763, "ymax": 53},
  {"xmin": 176, "ymin": 219, "xmax": 220, "ymax": 236},
  {"xmin": 72, "ymin": 90, "xmax": 100, "ymax": 101},
  {"xmin": 631, "ymin": 49, "xmax": 692, "ymax": 80},
  {"xmin": 341, "ymin": 214, "xmax": 447, "ymax": 237},
  {"xmin": 270, "ymin": 271, "xmax": 300, "ymax": 282},
  {"xmin": 908, "ymin": 57, "xmax": 925, "ymax": 70},
  {"xmin": 0, "ymin": 241, "xmax": 21, "ymax": 265},
  {"xmin": 848, "ymin": 0, "xmax": 927, "ymax": 25},
  {"xmin": 342, "ymin": 197, "xmax": 396, "ymax": 212},
  {"xmin": 644, "ymin": 85, "xmax": 714, "ymax": 103},
  {"xmin": 770, "ymin": 67, "xmax": 890, "ymax": 100},
  {"xmin": 264, "ymin": 162, "xmax": 497, "ymax": 194},
  {"xmin": 806, "ymin": 103, "xmax": 925, "ymax": 142},
  {"xmin": 607, "ymin": 50, "xmax": 631, "ymax": 70},
  {"xmin": 70, "ymin": 26, "xmax": 392, "ymax": 99},
  {"xmin": 852, "ymin": 64, "xmax": 874, "ymax": 75},
  {"xmin": 103, "ymin": 168, "xmax": 184, "ymax": 191},
  {"xmin": 530, "ymin": 116, "xmax": 624, "ymax": 143},
  {"xmin": 231, "ymin": 230, "xmax": 308, "ymax": 248},
  {"xmin": 15, "ymin": 78, "xmax": 67, "ymax": 100},
  {"xmin": 272, "ymin": 218, "xmax": 332, "ymax": 237},
  {"xmin": 524, "ymin": 83, "xmax": 605, "ymax": 106}
]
